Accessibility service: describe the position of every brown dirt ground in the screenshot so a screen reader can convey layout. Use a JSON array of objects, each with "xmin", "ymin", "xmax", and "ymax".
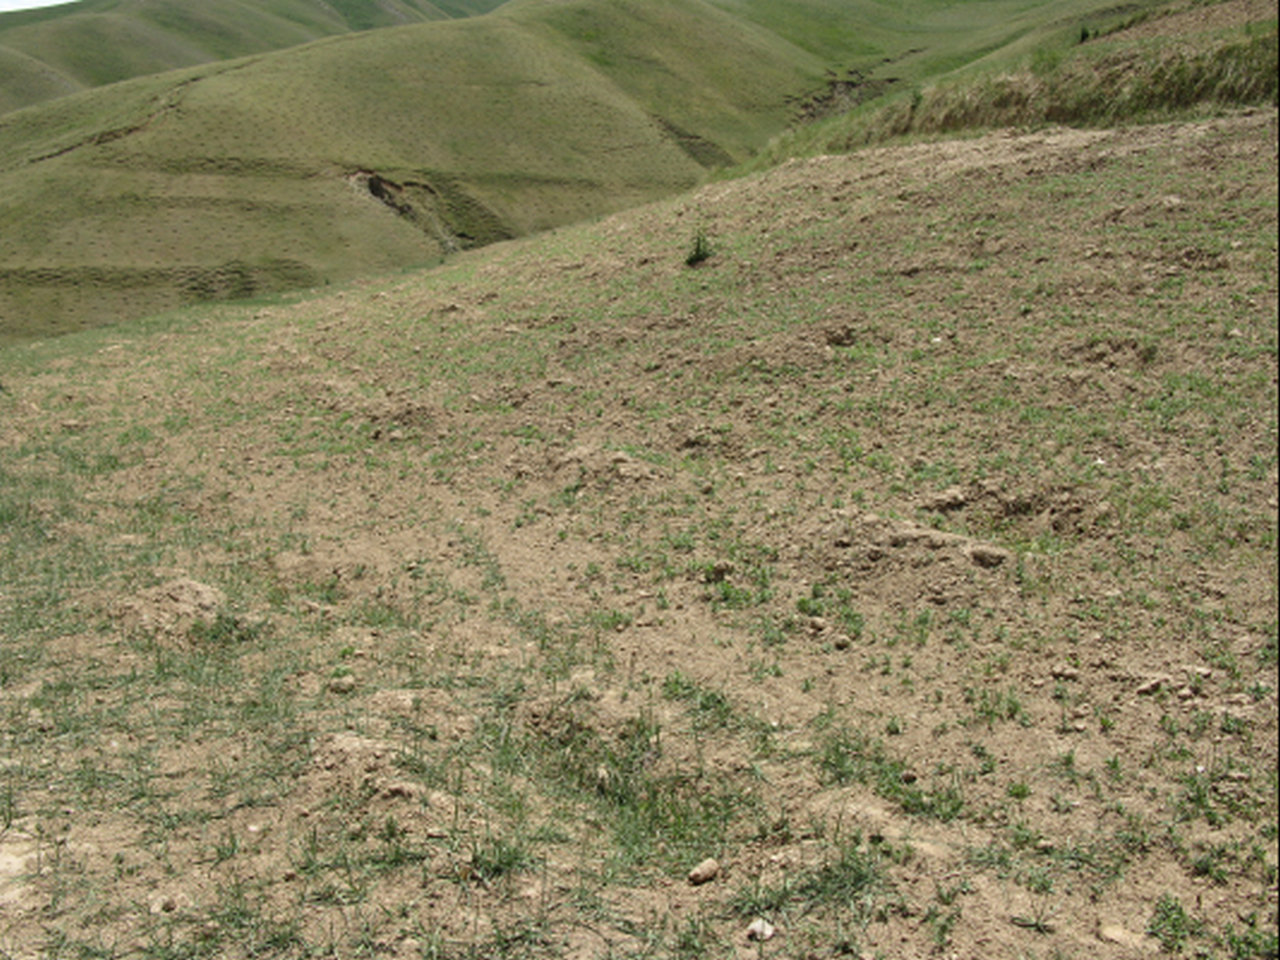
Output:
[{"xmin": 0, "ymin": 110, "xmax": 1277, "ymax": 959}]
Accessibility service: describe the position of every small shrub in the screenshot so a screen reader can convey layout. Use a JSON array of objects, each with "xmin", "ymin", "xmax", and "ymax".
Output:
[
  {"xmin": 685, "ymin": 231, "xmax": 713, "ymax": 267},
  {"xmin": 189, "ymin": 611, "xmax": 268, "ymax": 647}
]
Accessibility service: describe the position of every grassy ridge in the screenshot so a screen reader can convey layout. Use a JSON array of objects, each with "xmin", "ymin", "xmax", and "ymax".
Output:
[{"xmin": 0, "ymin": 0, "xmax": 508, "ymax": 115}]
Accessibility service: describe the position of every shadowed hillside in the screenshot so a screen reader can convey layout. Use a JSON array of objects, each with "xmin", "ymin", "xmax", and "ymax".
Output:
[{"xmin": 0, "ymin": 0, "xmax": 508, "ymax": 115}]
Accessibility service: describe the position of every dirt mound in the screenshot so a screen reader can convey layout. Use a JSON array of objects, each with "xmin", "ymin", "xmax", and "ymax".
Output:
[{"xmin": 113, "ymin": 578, "xmax": 226, "ymax": 639}]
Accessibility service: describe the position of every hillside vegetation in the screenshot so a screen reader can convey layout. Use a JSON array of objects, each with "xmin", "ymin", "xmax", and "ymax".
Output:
[
  {"xmin": 0, "ymin": 0, "xmax": 508, "ymax": 115},
  {"xmin": 0, "ymin": 0, "xmax": 1225, "ymax": 344},
  {"xmin": 744, "ymin": 0, "xmax": 1278, "ymax": 170},
  {"xmin": 0, "ymin": 105, "xmax": 1275, "ymax": 960},
  {"xmin": 0, "ymin": 0, "xmax": 1276, "ymax": 957}
]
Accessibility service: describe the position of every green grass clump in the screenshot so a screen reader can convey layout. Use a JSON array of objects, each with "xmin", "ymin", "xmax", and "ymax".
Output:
[
  {"xmin": 730, "ymin": 833, "xmax": 902, "ymax": 931},
  {"xmin": 817, "ymin": 727, "xmax": 966, "ymax": 822}
]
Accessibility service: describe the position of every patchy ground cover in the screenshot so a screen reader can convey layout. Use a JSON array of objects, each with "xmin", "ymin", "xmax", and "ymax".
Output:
[{"xmin": 0, "ymin": 109, "xmax": 1276, "ymax": 958}]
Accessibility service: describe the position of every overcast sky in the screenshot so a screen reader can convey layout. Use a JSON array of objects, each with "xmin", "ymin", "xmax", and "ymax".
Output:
[{"xmin": 0, "ymin": 0, "xmax": 74, "ymax": 11}]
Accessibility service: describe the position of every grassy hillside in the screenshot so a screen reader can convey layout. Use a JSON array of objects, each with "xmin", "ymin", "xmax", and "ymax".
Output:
[
  {"xmin": 0, "ymin": 0, "xmax": 508, "ymax": 115},
  {"xmin": 0, "ymin": 0, "xmax": 832, "ymax": 342},
  {"xmin": 743, "ymin": 0, "xmax": 1278, "ymax": 169},
  {"xmin": 2, "ymin": 0, "xmax": 1240, "ymax": 344},
  {"xmin": 0, "ymin": 107, "xmax": 1274, "ymax": 959}
]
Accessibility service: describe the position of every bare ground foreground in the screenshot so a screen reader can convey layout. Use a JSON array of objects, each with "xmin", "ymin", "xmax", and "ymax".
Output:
[{"xmin": 0, "ymin": 110, "xmax": 1277, "ymax": 959}]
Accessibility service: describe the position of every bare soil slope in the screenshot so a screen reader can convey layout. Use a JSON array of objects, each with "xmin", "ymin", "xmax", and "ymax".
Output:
[{"xmin": 0, "ymin": 110, "xmax": 1276, "ymax": 959}]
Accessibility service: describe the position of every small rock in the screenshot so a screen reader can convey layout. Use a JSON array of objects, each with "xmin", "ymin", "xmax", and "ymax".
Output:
[
  {"xmin": 746, "ymin": 918, "xmax": 776, "ymax": 942},
  {"xmin": 1098, "ymin": 923, "xmax": 1155, "ymax": 952},
  {"xmin": 426, "ymin": 790, "xmax": 455, "ymax": 810},
  {"xmin": 328, "ymin": 675, "xmax": 357, "ymax": 694},
  {"xmin": 967, "ymin": 544, "xmax": 1010, "ymax": 568},
  {"xmin": 1051, "ymin": 665, "xmax": 1080, "ymax": 681},
  {"xmin": 1135, "ymin": 676, "xmax": 1167, "ymax": 695},
  {"xmin": 824, "ymin": 326, "xmax": 856, "ymax": 347},
  {"xmin": 382, "ymin": 780, "xmax": 418, "ymax": 800},
  {"xmin": 688, "ymin": 857, "xmax": 720, "ymax": 886},
  {"xmin": 921, "ymin": 485, "xmax": 967, "ymax": 511},
  {"xmin": 148, "ymin": 892, "xmax": 191, "ymax": 915}
]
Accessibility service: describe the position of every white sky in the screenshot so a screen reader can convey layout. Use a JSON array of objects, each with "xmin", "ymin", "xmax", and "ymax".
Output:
[{"xmin": 0, "ymin": 0, "xmax": 75, "ymax": 11}]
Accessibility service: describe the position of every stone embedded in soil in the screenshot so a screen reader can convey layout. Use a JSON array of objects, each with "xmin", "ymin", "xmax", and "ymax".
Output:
[
  {"xmin": 824, "ymin": 325, "xmax": 856, "ymax": 346},
  {"xmin": 745, "ymin": 918, "xmax": 776, "ymax": 941},
  {"xmin": 921, "ymin": 485, "xmax": 968, "ymax": 511},
  {"xmin": 147, "ymin": 892, "xmax": 192, "ymax": 915},
  {"xmin": 328, "ymin": 675, "xmax": 357, "ymax": 694},
  {"xmin": 967, "ymin": 544, "xmax": 1010, "ymax": 568},
  {"xmin": 687, "ymin": 857, "xmax": 720, "ymax": 885},
  {"xmin": 1098, "ymin": 923, "xmax": 1156, "ymax": 952},
  {"xmin": 381, "ymin": 780, "xmax": 418, "ymax": 799},
  {"xmin": 1136, "ymin": 676, "xmax": 1169, "ymax": 695}
]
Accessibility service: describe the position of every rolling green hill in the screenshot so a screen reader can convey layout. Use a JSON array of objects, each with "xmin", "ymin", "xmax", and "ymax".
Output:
[
  {"xmin": 4, "ymin": 0, "xmax": 1266, "ymax": 343},
  {"xmin": 0, "ymin": 0, "xmax": 508, "ymax": 115},
  {"xmin": 0, "ymin": 0, "xmax": 833, "ymax": 340}
]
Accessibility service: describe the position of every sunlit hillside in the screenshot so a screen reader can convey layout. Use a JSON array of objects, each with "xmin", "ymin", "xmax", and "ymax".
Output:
[
  {"xmin": 1, "ymin": 0, "xmax": 1234, "ymax": 343},
  {"xmin": 0, "ymin": 0, "xmax": 508, "ymax": 115}
]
